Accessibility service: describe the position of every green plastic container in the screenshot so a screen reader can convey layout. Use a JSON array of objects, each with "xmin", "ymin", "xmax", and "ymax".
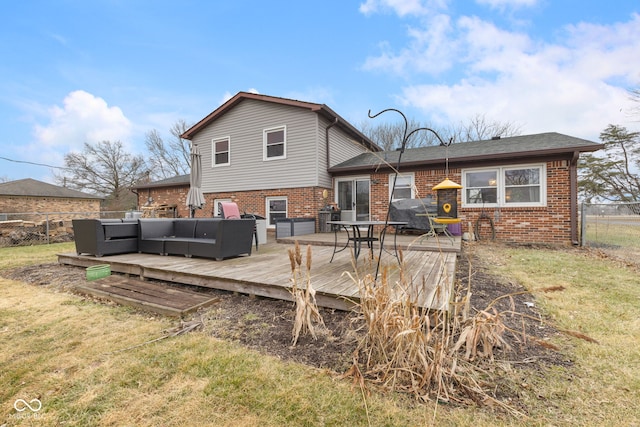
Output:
[{"xmin": 86, "ymin": 264, "xmax": 111, "ymax": 281}]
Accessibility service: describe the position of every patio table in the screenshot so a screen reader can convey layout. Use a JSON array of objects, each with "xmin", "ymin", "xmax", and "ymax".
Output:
[{"xmin": 327, "ymin": 220, "xmax": 407, "ymax": 263}]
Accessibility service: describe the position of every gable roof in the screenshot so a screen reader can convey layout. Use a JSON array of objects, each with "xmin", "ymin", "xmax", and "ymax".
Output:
[
  {"xmin": 0, "ymin": 178, "xmax": 103, "ymax": 199},
  {"xmin": 329, "ymin": 132, "xmax": 604, "ymax": 173},
  {"xmin": 181, "ymin": 91, "xmax": 381, "ymax": 152},
  {"xmin": 133, "ymin": 174, "xmax": 190, "ymax": 190}
]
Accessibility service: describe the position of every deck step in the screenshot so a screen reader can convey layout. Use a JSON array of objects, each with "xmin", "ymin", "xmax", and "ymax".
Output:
[{"xmin": 74, "ymin": 275, "xmax": 220, "ymax": 317}]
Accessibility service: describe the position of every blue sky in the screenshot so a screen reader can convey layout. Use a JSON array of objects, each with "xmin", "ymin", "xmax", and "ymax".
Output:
[{"xmin": 1, "ymin": 0, "xmax": 639, "ymax": 183}]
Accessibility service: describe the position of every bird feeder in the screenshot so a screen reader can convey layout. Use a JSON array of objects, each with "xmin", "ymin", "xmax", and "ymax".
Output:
[{"xmin": 432, "ymin": 178, "xmax": 462, "ymax": 224}]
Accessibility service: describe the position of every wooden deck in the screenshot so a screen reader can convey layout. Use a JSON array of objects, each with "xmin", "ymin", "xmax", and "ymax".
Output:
[{"xmin": 58, "ymin": 232, "xmax": 461, "ymax": 312}]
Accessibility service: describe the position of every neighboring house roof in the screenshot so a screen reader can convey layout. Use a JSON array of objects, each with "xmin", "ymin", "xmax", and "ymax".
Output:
[
  {"xmin": 0, "ymin": 178, "xmax": 102, "ymax": 199},
  {"xmin": 133, "ymin": 174, "xmax": 190, "ymax": 190},
  {"xmin": 181, "ymin": 91, "xmax": 382, "ymax": 152},
  {"xmin": 329, "ymin": 132, "xmax": 604, "ymax": 173}
]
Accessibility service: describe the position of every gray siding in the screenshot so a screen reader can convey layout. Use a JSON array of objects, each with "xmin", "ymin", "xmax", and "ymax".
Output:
[
  {"xmin": 194, "ymin": 99, "xmax": 321, "ymax": 193},
  {"xmin": 316, "ymin": 116, "xmax": 373, "ymax": 188},
  {"xmin": 192, "ymin": 99, "xmax": 373, "ymax": 193}
]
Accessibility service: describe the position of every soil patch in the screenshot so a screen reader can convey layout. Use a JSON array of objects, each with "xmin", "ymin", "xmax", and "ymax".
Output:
[{"xmin": 4, "ymin": 243, "xmax": 569, "ymax": 373}]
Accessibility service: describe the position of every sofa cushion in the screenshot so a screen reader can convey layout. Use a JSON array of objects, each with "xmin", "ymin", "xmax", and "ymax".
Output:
[
  {"xmin": 194, "ymin": 219, "xmax": 220, "ymax": 239},
  {"xmin": 104, "ymin": 223, "xmax": 138, "ymax": 239},
  {"xmin": 173, "ymin": 219, "xmax": 197, "ymax": 238},
  {"xmin": 139, "ymin": 219, "xmax": 175, "ymax": 238}
]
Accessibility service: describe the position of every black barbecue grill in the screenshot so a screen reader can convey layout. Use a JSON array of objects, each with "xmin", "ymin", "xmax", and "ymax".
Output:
[{"xmin": 388, "ymin": 197, "xmax": 437, "ymax": 233}]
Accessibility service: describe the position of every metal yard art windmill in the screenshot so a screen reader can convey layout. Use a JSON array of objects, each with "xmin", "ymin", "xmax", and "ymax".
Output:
[{"xmin": 368, "ymin": 108, "xmax": 462, "ymax": 279}]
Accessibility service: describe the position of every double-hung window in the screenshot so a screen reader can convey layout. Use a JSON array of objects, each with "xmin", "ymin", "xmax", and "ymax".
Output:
[
  {"xmin": 212, "ymin": 137, "xmax": 230, "ymax": 167},
  {"xmin": 264, "ymin": 126, "xmax": 286, "ymax": 160},
  {"xmin": 389, "ymin": 173, "xmax": 414, "ymax": 201},
  {"xmin": 462, "ymin": 164, "xmax": 545, "ymax": 207},
  {"xmin": 266, "ymin": 197, "xmax": 287, "ymax": 227}
]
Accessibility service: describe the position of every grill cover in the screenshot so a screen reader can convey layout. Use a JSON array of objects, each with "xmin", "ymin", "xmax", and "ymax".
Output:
[{"xmin": 389, "ymin": 197, "xmax": 437, "ymax": 230}]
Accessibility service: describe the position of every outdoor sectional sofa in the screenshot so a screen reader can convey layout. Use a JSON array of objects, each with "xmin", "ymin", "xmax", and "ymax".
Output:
[
  {"xmin": 72, "ymin": 217, "xmax": 255, "ymax": 260},
  {"xmin": 138, "ymin": 218, "xmax": 255, "ymax": 260},
  {"xmin": 72, "ymin": 218, "xmax": 139, "ymax": 257}
]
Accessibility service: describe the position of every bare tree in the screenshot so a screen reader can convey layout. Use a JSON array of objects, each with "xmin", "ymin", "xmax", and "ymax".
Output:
[
  {"xmin": 54, "ymin": 140, "xmax": 148, "ymax": 211},
  {"xmin": 446, "ymin": 113, "xmax": 522, "ymax": 142},
  {"xmin": 145, "ymin": 119, "xmax": 191, "ymax": 180},
  {"xmin": 358, "ymin": 118, "xmax": 445, "ymax": 150},
  {"xmin": 359, "ymin": 113, "xmax": 521, "ymax": 150}
]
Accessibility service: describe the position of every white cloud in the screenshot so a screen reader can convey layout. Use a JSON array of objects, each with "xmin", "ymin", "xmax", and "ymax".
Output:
[
  {"xmin": 363, "ymin": 14, "xmax": 455, "ymax": 75},
  {"xmin": 475, "ymin": 0, "xmax": 538, "ymax": 10},
  {"xmin": 34, "ymin": 90, "xmax": 131, "ymax": 149},
  {"xmin": 368, "ymin": 10, "xmax": 640, "ymax": 141},
  {"xmin": 359, "ymin": 0, "xmax": 447, "ymax": 17},
  {"xmin": 30, "ymin": 90, "xmax": 132, "ymax": 167}
]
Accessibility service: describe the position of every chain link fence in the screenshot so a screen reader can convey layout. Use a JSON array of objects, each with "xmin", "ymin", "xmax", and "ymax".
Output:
[
  {"xmin": 0, "ymin": 211, "xmax": 130, "ymax": 248},
  {"xmin": 580, "ymin": 202, "xmax": 640, "ymax": 268}
]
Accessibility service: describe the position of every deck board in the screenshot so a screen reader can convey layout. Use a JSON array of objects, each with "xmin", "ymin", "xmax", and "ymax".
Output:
[
  {"xmin": 75, "ymin": 275, "xmax": 221, "ymax": 317},
  {"xmin": 58, "ymin": 233, "xmax": 461, "ymax": 312}
]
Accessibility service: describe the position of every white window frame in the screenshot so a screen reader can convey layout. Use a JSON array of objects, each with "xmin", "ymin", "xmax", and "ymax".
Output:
[
  {"xmin": 265, "ymin": 196, "xmax": 288, "ymax": 228},
  {"xmin": 212, "ymin": 136, "xmax": 230, "ymax": 167},
  {"xmin": 263, "ymin": 125, "xmax": 287, "ymax": 161},
  {"xmin": 389, "ymin": 173, "xmax": 415, "ymax": 201},
  {"xmin": 213, "ymin": 198, "xmax": 232, "ymax": 217},
  {"xmin": 462, "ymin": 164, "xmax": 546, "ymax": 208}
]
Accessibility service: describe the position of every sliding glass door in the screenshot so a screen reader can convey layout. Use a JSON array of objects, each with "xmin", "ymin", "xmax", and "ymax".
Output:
[{"xmin": 336, "ymin": 178, "xmax": 370, "ymax": 222}]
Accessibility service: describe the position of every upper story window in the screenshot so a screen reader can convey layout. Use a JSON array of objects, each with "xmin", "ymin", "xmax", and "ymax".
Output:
[
  {"xmin": 462, "ymin": 164, "xmax": 546, "ymax": 207},
  {"xmin": 264, "ymin": 126, "xmax": 286, "ymax": 160},
  {"xmin": 389, "ymin": 173, "xmax": 414, "ymax": 201},
  {"xmin": 212, "ymin": 137, "xmax": 230, "ymax": 167}
]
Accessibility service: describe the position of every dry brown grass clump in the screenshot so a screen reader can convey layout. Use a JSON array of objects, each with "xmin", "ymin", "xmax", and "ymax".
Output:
[
  {"xmin": 344, "ymin": 251, "xmax": 523, "ymax": 416},
  {"xmin": 288, "ymin": 241, "xmax": 325, "ymax": 345}
]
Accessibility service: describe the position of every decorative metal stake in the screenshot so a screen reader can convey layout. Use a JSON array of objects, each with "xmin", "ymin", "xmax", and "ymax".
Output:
[{"xmin": 367, "ymin": 108, "xmax": 453, "ymax": 280}]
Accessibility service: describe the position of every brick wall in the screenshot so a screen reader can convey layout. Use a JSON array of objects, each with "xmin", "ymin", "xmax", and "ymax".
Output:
[
  {"xmin": 370, "ymin": 160, "xmax": 574, "ymax": 244},
  {"xmin": 137, "ymin": 185, "xmax": 190, "ymax": 218},
  {"xmin": 139, "ymin": 185, "xmax": 333, "ymax": 228},
  {"xmin": 0, "ymin": 196, "xmax": 101, "ymax": 221},
  {"xmin": 140, "ymin": 158, "xmax": 575, "ymax": 244}
]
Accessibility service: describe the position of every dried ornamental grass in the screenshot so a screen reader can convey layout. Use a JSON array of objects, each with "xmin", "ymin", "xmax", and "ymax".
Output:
[
  {"xmin": 288, "ymin": 241, "xmax": 325, "ymax": 346},
  {"xmin": 344, "ymin": 252, "xmax": 527, "ymax": 417}
]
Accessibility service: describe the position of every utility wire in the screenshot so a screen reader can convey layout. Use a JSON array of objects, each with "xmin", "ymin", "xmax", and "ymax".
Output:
[{"xmin": 0, "ymin": 156, "xmax": 69, "ymax": 170}]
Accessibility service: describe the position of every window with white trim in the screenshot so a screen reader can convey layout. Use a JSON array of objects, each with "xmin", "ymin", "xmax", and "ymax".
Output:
[
  {"xmin": 389, "ymin": 173, "xmax": 414, "ymax": 201},
  {"xmin": 213, "ymin": 198, "xmax": 232, "ymax": 217},
  {"xmin": 264, "ymin": 126, "xmax": 286, "ymax": 160},
  {"xmin": 462, "ymin": 164, "xmax": 546, "ymax": 207},
  {"xmin": 212, "ymin": 137, "xmax": 230, "ymax": 166},
  {"xmin": 266, "ymin": 197, "xmax": 287, "ymax": 227}
]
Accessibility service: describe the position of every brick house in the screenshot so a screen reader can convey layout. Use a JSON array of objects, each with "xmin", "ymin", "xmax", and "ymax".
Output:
[
  {"xmin": 0, "ymin": 178, "xmax": 102, "ymax": 221},
  {"xmin": 134, "ymin": 92, "xmax": 603, "ymax": 245},
  {"xmin": 329, "ymin": 133, "xmax": 603, "ymax": 245},
  {"xmin": 135, "ymin": 91, "xmax": 380, "ymax": 223}
]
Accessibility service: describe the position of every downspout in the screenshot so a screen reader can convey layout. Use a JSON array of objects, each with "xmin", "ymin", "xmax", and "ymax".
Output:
[
  {"xmin": 325, "ymin": 117, "xmax": 339, "ymax": 169},
  {"xmin": 570, "ymin": 151, "xmax": 580, "ymax": 245}
]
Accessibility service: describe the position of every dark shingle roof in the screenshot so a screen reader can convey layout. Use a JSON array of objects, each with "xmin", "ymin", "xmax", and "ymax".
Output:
[
  {"xmin": 133, "ymin": 174, "xmax": 190, "ymax": 190},
  {"xmin": 329, "ymin": 132, "xmax": 604, "ymax": 172},
  {"xmin": 0, "ymin": 178, "xmax": 102, "ymax": 199}
]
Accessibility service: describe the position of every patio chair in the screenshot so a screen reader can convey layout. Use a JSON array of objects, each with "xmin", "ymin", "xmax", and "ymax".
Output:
[
  {"xmin": 220, "ymin": 202, "xmax": 242, "ymax": 219},
  {"xmin": 220, "ymin": 202, "xmax": 259, "ymax": 250},
  {"xmin": 420, "ymin": 214, "xmax": 454, "ymax": 244}
]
